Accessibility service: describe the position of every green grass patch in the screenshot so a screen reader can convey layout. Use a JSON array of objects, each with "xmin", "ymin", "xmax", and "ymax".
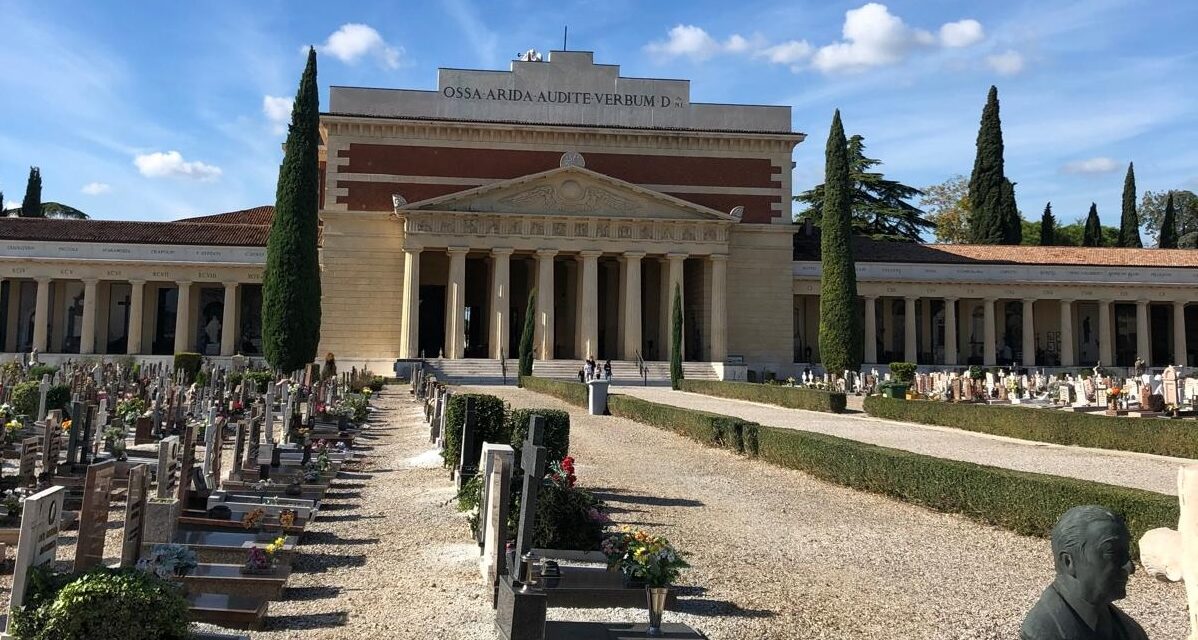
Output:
[
  {"xmin": 680, "ymin": 379, "xmax": 847, "ymax": 413},
  {"xmin": 518, "ymin": 376, "xmax": 588, "ymax": 408}
]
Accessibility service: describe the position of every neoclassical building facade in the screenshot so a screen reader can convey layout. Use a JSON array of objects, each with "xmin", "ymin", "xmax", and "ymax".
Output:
[{"xmin": 0, "ymin": 51, "xmax": 1192, "ymax": 375}]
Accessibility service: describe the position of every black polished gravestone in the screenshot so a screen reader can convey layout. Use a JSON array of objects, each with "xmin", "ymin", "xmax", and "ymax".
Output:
[
  {"xmin": 496, "ymin": 416, "xmax": 549, "ymax": 640},
  {"xmin": 456, "ymin": 397, "xmax": 479, "ymax": 489}
]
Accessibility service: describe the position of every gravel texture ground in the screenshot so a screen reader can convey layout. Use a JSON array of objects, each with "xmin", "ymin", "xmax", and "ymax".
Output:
[
  {"xmin": 460, "ymin": 384, "xmax": 1188, "ymax": 640},
  {"xmin": 614, "ymin": 386, "xmax": 1182, "ymax": 495}
]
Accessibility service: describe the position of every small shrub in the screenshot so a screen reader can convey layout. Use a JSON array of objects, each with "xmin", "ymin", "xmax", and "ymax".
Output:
[
  {"xmin": 888, "ymin": 362, "xmax": 916, "ymax": 383},
  {"xmin": 368, "ymin": 375, "xmax": 385, "ymax": 392},
  {"xmin": 172, "ymin": 352, "xmax": 202, "ymax": 382},
  {"xmin": 26, "ymin": 365, "xmax": 58, "ymax": 381},
  {"xmin": 679, "ymin": 380, "xmax": 846, "ymax": 413},
  {"xmin": 533, "ymin": 457, "xmax": 605, "ymax": 550},
  {"xmin": 11, "ymin": 381, "xmax": 69, "ymax": 418},
  {"xmin": 508, "ymin": 408, "xmax": 570, "ymax": 467},
  {"xmin": 12, "ymin": 567, "xmax": 189, "ymax": 640},
  {"xmin": 443, "ymin": 393, "xmax": 509, "ymax": 468},
  {"xmin": 243, "ymin": 369, "xmax": 274, "ymax": 393},
  {"xmin": 518, "ymin": 376, "xmax": 588, "ymax": 407}
]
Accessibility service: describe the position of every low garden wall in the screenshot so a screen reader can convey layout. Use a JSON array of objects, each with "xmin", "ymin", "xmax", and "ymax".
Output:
[
  {"xmin": 864, "ymin": 396, "xmax": 1198, "ymax": 459},
  {"xmin": 679, "ymin": 379, "xmax": 847, "ymax": 413}
]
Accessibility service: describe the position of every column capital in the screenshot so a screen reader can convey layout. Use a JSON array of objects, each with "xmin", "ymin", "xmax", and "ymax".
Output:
[
  {"xmin": 222, "ymin": 281, "xmax": 240, "ymax": 289},
  {"xmin": 982, "ymin": 296, "xmax": 997, "ymax": 304},
  {"xmin": 35, "ymin": 276, "xmax": 52, "ymax": 284},
  {"xmin": 904, "ymin": 295, "xmax": 919, "ymax": 302},
  {"xmin": 176, "ymin": 280, "xmax": 193, "ymax": 287},
  {"xmin": 621, "ymin": 251, "xmax": 646, "ymax": 260},
  {"xmin": 490, "ymin": 247, "xmax": 514, "ymax": 257},
  {"xmin": 943, "ymin": 296, "xmax": 958, "ymax": 303},
  {"xmin": 1060, "ymin": 298, "xmax": 1075, "ymax": 305},
  {"xmin": 1021, "ymin": 297, "xmax": 1037, "ymax": 304},
  {"xmin": 446, "ymin": 246, "xmax": 470, "ymax": 256},
  {"xmin": 128, "ymin": 278, "xmax": 146, "ymax": 286},
  {"xmin": 82, "ymin": 278, "xmax": 99, "ymax": 287},
  {"xmin": 535, "ymin": 248, "xmax": 559, "ymax": 258},
  {"xmin": 666, "ymin": 252, "xmax": 688, "ymax": 261},
  {"xmin": 1136, "ymin": 298, "xmax": 1150, "ymax": 306},
  {"xmin": 708, "ymin": 253, "xmax": 729, "ymax": 262},
  {"xmin": 578, "ymin": 250, "xmax": 603, "ymax": 259},
  {"xmin": 1175, "ymin": 300, "xmax": 1188, "ymax": 309},
  {"xmin": 403, "ymin": 246, "xmax": 423, "ymax": 256},
  {"xmin": 1098, "ymin": 298, "xmax": 1114, "ymax": 305},
  {"xmin": 863, "ymin": 294, "xmax": 878, "ymax": 301}
]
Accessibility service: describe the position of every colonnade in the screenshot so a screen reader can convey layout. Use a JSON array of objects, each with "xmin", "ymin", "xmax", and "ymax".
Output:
[
  {"xmin": 860, "ymin": 294, "xmax": 1189, "ymax": 368},
  {"xmin": 399, "ymin": 247, "xmax": 728, "ymax": 362}
]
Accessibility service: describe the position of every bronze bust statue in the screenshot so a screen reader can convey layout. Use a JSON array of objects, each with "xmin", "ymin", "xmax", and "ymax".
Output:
[{"xmin": 1021, "ymin": 505, "xmax": 1147, "ymax": 640}]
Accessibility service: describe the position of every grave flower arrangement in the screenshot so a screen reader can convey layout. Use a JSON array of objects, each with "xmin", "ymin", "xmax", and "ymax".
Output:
[
  {"xmin": 241, "ymin": 507, "xmax": 266, "ymax": 532},
  {"xmin": 279, "ymin": 509, "xmax": 297, "ymax": 529},
  {"xmin": 3, "ymin": 419, "xmax": 21, "ymax": 445},
  {"xmin": 137, "ymin": 543, "xmax": 198, "ymax": 578},
  {"xmin": 531, "ymin": 456, "xmax": 608, "ymax": 551},
  {"xmin": 241, "ymin": 536, "xmax": 286, "ymax": 575},
  {"xmin": 0, "ymin": 403, "xmax": 13, "ymax": 424},
  {"xmin": 601, "ymin": 526, "xmax": 689, "ymax": 588},
  {"xmin": 0, "ymin": 488, "xmax": 30, "ymax": 526},
  {"xmin": 116, "ymin": 396, "xmax": 147, "ymax": 425}
]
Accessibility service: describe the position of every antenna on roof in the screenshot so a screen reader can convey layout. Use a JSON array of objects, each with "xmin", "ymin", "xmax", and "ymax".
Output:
[{"xmin": 563, "ymin": 26, "xmax": 568, "ymax": 51}]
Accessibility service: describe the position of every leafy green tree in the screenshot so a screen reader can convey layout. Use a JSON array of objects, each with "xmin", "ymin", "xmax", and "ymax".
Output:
[
  {"xmin": 669, "ymin": 283, "xmax": 683, "ymax": 390},
  {"xmin": 1140, "ymin": 190, "xmax": 1198, "ymax": 244},
  {"xmin": 1039, "ymin": 203, "xmax": 1055, "ymax": 246},
  {"xmin": 1082, "ymin": 203, "xmax": 1103, "ymax": 247},
  {"xmin": 795, "ymin": 135, "xmax": 930, "ymax": 242},
  {"xmin": 262, "ymin": 48, "xmax": 322, "ymax": 373},
  {"xmin": 517, "ymin": 289, "xmax": 536, "ymax": 382},
  {"xmin": 21, "ymin": 167, "xmax": 43, "ymax": 218},
  {"xmin": 921, "ymin": 175, "xmax": 970, "ymax": 243},
  {"xmin": 817, "ymin": 110, "xmax": 860, "ymax": 374},
  {"xmin": 41, "ymin": 202, "xmax": 89, "ymax": 219},
  {"xmin": 1160, "ymin": 193, "xmax": 1179, "ymax": 249},
  {"xmin": 1118, "ymin": 162, "xmax": 1142, "ymax": 247},
  {"xmin": 968, "ymin": 86, "xmax": 1014, "ymax": 244}
]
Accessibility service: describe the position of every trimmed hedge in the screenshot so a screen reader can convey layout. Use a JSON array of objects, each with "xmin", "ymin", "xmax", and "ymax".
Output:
[
  {"xmin": 172, "ymin": 352, "xmax": 202, "ymax": 382},
  {"xmin": 756, "ymin": 424, "xmax": 1176, "ymax": 548},
  {"xmin": 519, "ymin": 376, "xmax": 588, "ymax": 408},
  {"xmin": 607, "ymin": 394, "xmax": 758, "ymax": 456},
  {"xmin": 680, "ymin": 379, "xmax": 847, "ymax": 413},
  {"xmin": 509, "ymin": 408, "xmax": 571, "ymax": 468},
  {"xmin": 864, "ymin": 396, "xmax": 1198, "ymax": 459},
  {"xmin": 443, "ymin": 393, "xmax": 509, "ymax": 469}
]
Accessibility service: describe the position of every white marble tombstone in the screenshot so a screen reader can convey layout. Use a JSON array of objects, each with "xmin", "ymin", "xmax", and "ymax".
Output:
[
  {"xmin": 478, "ymin": 444, "xmax": 514, "ymax": 585},
  {"xmin": 6, "ymin": 486, "xmax": 65, "ymax": 636}
]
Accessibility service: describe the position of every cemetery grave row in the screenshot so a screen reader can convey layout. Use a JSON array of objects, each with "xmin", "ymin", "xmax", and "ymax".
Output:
[{"xmin": 0, "ymin": 353, "xmax": 381, "ymax": 638}]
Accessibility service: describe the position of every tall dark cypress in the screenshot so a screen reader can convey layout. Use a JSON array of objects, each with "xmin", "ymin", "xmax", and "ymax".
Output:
[
  {"xmin": 968, "ymin": 86, "xmax": 1007, "ymax": 244},
  {"xmin": 1083, "ymin": 203, "xmax": 1103, "ymax": 247},
  {"xmin": 1160, "ymin": 193, "xmax": 1179, "ymax": 249},
  {"xmin": 0, "ymin": 192, "xmax": 5, "ymax": 216},
  {"xmin": 818, "ymin": 110, "xmax": 860, "ymax": 374},
  {"xmin": 517, "ymin": 289, "xmax": 536, "ymax": 381},
  {"xmin": 1000, "ymin": 177, "xmax": 1021, "ymax": 243},
  {"xmin": 1118, "ymin": 162, "xmax": 1142, "ymax": 247},
  {"xmin": 262, "ymin": 48, "xmax": 322, "ymax": 372},
  {"xmin": 1039, "ymin": 202, "xmax": 1055, "ymax": 246},
  {"xmin": 21, "ymin": 167, "xmax": 43, "ymax": 218}
]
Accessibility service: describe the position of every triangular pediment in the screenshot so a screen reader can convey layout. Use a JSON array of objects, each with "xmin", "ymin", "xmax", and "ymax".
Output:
[{"xmin": 399, "ymin": 166, "xmax": 735, "ymax": 221}]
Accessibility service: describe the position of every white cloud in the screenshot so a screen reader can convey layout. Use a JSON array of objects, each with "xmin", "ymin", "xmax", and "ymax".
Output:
[
  {"xmin": 939, "ymin": 19, "xmax": 984, "ymax": 48},
  {"xmin": 315, "ymin": 23, "xmax": 401, "ymax": 69},
  {"xmin": 812, "ymin": 3, "xmax": 936, "ymax": 74},
  {"xmin": 644, "ymin": 25, "xmax": 756, "ymax": 61},
  {"xmin": 986, "ymin": 50, "xmax": 1025, "ymax": 75},
  {"xmin": 262, "ymin": 95, "xmax": 293, "ymax": 134},
  {"xmin": 1062, "ymin": 157, "xmax": 1119, "ymax": 174},
  {"xmin": 134, "ymin": 151, "xmax": 222, "ymax": 181},
  {"xmin": 80, "ymin": 182, "xmax": 110, "ymax": 195},
  {"xmin": 758, "ymin": 40, "xmax": 814, "ymax": 65}
]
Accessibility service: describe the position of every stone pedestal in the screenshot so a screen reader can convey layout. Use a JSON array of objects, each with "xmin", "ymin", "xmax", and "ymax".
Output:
[
  {"xmin": 144, "ymin": 497, "xmax": 182, "ymax": 545},
  {"xmin": 496, "ymin": 575, "xmax": 547, "ymax": 640},
  {"xmin": 587, "ymin": 380, "xmax": 609, "ymax": 416}
]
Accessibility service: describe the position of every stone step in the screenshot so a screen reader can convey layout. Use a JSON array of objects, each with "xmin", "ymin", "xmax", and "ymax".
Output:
[{"xmin": 424, "ymin": 358, "xmax": 719, "ymax": 384}]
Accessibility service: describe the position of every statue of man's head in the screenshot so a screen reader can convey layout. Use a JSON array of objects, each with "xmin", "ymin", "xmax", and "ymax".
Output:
[{"xmin": 1051, "ymin": 505, "xmax": 1135, "ymax": 605}]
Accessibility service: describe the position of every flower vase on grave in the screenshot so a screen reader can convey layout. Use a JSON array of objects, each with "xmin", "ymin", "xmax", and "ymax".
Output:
[{"xmin": 646, "ymin": 587, "xmax": 668, "ymax": 636}]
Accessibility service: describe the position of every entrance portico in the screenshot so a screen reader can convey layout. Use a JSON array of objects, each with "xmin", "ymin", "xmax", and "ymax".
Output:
[{"xmin": 393, "ymin": 164, "xmax": 734, "ymax": 362}]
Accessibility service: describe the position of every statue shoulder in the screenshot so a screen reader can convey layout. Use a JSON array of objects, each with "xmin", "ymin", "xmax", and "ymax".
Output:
[
  {"xmin": 1112, "ymin": 605, "xmax": 1148, "ymax": 640},
  {"xmin": 1020, "ymin": 586, "xmax": 1080, "ymax": 640}
]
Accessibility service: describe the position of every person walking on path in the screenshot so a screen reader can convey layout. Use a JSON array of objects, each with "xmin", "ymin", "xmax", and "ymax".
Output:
[{"xmin": 603, "ymin": 359, "xmax": 612, "ymax": 381}]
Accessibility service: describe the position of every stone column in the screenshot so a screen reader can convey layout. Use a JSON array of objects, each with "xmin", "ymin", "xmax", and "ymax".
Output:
[
  {"xmin": 621, "ymin": 252, "xmax": 644, "ymax": 360},
  {"xmin": 1136, "ymin": 299, "xmax": 1150, "ymax": 365},
  {"xmin": 1175, "ymin": 301, "xmax": 1188, "ymax": 366},
  {"xmin": 221, "ymin": 282, "xmax": 238, "ymax": 356},
  {"xmin": 127, "ymin": 280, "xmax": 145, "ymax": 355},
  {"xmin": 1060, "ymin": 299, "xmax": 1075, "ymax": 367},
  {"xmin": 1098, "ymin": 299, "xmax": 1113, "ymax": 365},
  {"xmin": 903, "ymin": 296, "xmax": 918, "ymax": 363},
  {"xmin": 400, "ymin": 248, "xmax": 421, "ymax": 359},
  {"xmin": 490, "ymin": 248, "xmax": 512, "ymax": 359},
  {"xmin": 444, "ymin": 247, "xmax": 468, "ymax": 359},
  {"xmin": 944, "ymin": 298, "xmax": 958, "ymax": 366},
  {"xmin": 664, "ymin": 253, "xmax": 686, "ymax": 361},
  {"xmin": 709, "ymin": 254, "xmax": 728, "ymax": 363},
  {"xmin": 174, "ymin": 281, "xmax": 193, "ymax": 354},
  {"xmin": 983, "ymin": 297, "xmax": 997, "ymax": 366},
  {"xmin": 32, "ymin": 278, "xmax": 50, "ymax": 352},
  {"xmin": 1022, "ymin": 298, "xmax": 1036, "ymax": 367},
  {"xmin": 578, "ymin": 251, "xmax": 601, "ymax": 360},
  {"xmin": 534, "ymin": 250, "xmax": 556, "ymax": 360},
  {"xmin": 80, "ymin": 278, "xmax": 98, "ymax": 355},
  {"xmin": 863, "ymin": 296, "xmax": 878, "ymax": 364}
]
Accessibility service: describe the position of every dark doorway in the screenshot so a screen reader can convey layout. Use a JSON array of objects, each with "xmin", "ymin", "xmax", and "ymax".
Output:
[
  {"xmin": 1151, "ymin": 304, "xmax": 1169, "ymax": 365},
  {"xmin": 152, "ymin": 287, "xmax": 178, "ymax": 355},
  {"xmin": 419, "ymin": 285, "xmax": 446, "ymax": 358}
]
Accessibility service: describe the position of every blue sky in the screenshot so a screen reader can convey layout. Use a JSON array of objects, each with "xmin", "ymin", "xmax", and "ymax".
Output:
[{"xmin": 1, "ymin": 0, "xmax": 1196, "ymax": 235}]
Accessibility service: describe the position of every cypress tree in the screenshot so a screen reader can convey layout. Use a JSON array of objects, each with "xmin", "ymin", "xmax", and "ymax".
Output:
[
  {"xmin": 1000, "ymin": 177, "xmax": 1021, "ymax": 243},
  {"xmin": 517, "ymin": 288, "xmax": 536, "ymax": 383},
  {"xmin": 1118, "ymin": 162, "xmax": 1142, "ymax": 247},
  {"xmin": 1083, "ymin": 203, "xmax": 1103, "ymax": 247},
  {"xmin": 0, "ymin": 192, "xmax": 5, "ymax": 216},
  {"xmin": 1160, "ymin": 193, "xmax": 1179, "ymax": 249},
  {"xmin": 262, "ymin": 48, "xmax": 322, "ymax": 373},
  {"xmin": 818, "ymin": 110, "xmax": 860, "ymax": 374},
  {"xmin": 968, "ymin": 86, "xmax": 1008, "ymax": 244},
  {"xmin": 21, "ymin": 167, "xmax": 43, "ymax": 218},
  {"xmin": 1039, "ymin": 202, "xmax": 1055, "ymax": 246},
  {"xmin": 669, "ymin": 283, "xmax": 683, "ymax": 390}
]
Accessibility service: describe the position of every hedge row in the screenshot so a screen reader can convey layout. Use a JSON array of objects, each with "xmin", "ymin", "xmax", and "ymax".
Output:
[
  {"xmin": 518, "ymin": 381, "xmax": 1177, "ymax": 549},
  {"xmin": 518, "ymin": 376, "xmax": 588, "ymax": 408},
  {"xmin": 864, "ymin": 396, "xmax": 1198, "ymax": 459},
  {"xmin": 680, "ymin": 379, "xmax": 847, "ymax": 413},
  {"xmin": 442, "ymin": 392, "xmax": 572, "ymax": 470}
]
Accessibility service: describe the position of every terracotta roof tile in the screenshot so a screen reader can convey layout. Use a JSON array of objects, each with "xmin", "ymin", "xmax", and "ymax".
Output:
[
  {"xmin": 0, "ymin": 217, "xmax": 270, "ymax": 247},
  {"xmin": 794, "ymin": 235, "xmax": 1198, "ymax": 268},
  {"xmin": 175, "ymin": 205, "xmax": 275, "ymax": 225}
]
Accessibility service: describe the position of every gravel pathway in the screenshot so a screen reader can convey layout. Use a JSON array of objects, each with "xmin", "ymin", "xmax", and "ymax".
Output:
[
  {"xmin": 460, "ymin": 385, "xmax": 1188, "ymax": 640},
  {"xmin": 613, "ymin": 386, "xmax": 1182, "ymax": 495}
]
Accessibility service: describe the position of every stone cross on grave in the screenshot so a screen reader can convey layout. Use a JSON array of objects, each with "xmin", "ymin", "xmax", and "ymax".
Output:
[
  {"xmin": 36, "ymin": 374, "xmax": 51, "ymax": 422},
  {"xmin": 512, "ymin": 415, "xmax": 548, "ymax": 585},
  {"xmin": 263, "ymin": 382, "xmax": 276, "ymax": 444},
  {"xmin": 203, "ymin": 405, "xmax": 218, "ymax": 486}
]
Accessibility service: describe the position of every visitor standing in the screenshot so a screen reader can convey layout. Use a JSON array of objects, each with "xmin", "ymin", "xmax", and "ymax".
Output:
[
  {"xmin": 584, "ymin": 356, "xmax": 595, "ymax": 381},
  {"xmin": 603, "ymin": 359, "xmax": 612, "ymax": 381}
]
